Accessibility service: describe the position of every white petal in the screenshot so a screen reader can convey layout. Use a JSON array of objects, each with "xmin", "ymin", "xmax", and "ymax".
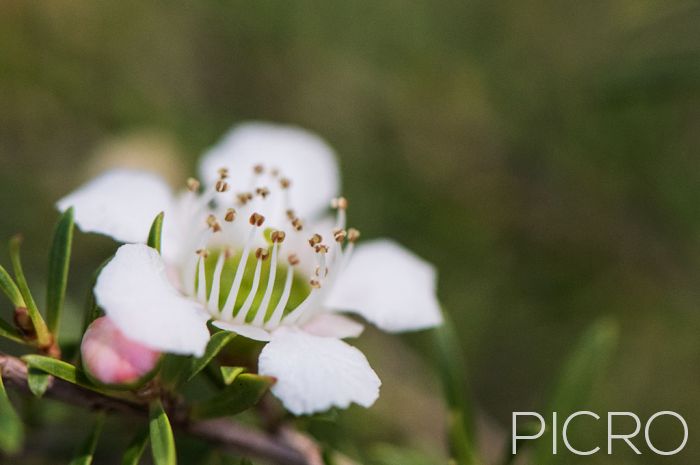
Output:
[
  {"xmin": 326, "ymin": 240, "xmax": 443, "ymax": 333},
  {"xmin": 199, "ymin": 122, "xmax": 340, "ymax": 219},
  {"xmin": 211, "ymin": 321, "xmax": 272, "ymax": 342},
  {"xmin": 94, "ymin": 244, "xmax": 210, "ymax": 356},
  {"xmin": 302, "ymin": 313, "xmax": 364, "ymax": 339},
  {"xmin": 259, "ymin": 328, "xmax": 380, "ymax": 415},
  {"xmin": 57, "ymin": 170, "xmax": 173, "ymax": 244}
]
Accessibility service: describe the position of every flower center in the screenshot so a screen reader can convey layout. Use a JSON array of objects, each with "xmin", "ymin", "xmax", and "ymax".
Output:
[
  {"xmin": 179, "ymin": 164, "xmax": 360, "ymax": 330},
  {"xmin": 196, "ymin": 248, "xmax": 310, "ymax": 324}
]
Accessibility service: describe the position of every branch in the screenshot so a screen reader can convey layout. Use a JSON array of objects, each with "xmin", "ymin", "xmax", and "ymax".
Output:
[{"xmin": 0, "ymin": 353, "xmax": 310, "ymax": 465}]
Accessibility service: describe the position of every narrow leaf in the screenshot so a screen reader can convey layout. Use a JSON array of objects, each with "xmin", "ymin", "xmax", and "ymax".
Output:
[
  {"xmin": 69, "ymin": 412, "xmax": 106, "ymax": 465},
  {"xmin": 23, "ymin": 355, "xmax": 139, "ymax": 400},
  {"xmin": 27, "ymin": 368, "xmax": 50, "ymax": 397},
  {"xmin": 0, "ymin": 374, "xmax": 24, "ymax": 454},
  {"xmin": 149, "ymin": 399, "xmax": 177, "ymax": 465},
  {"xmin": 0, "ymin": 264, "xmax": 24, "ymax": 308},
  {"xmin": 9, "ymin": 236, "xmax": 51, "ymax": 346},
  {"xmin": 148, "ymin": 212, "xmax": 165, "ymax": 254},
  {"xmin": 533, "ymin": 318, "xmax": 618, "ymax": 465},
  {"xmin": 0, "ymin": 318, "xmax": 24, "ymax": 344},
  {"xmin": 23, "ymin": 355, "xmax": 80, "ymax": 384},
  {"xmin": 191, "ymin": 374, "xmax": 274, "ymax": 420},
  {"xmin": 186, "ymin": 331, "xmax": 236, "ymax": 383},
  {"xmin": 434, "ymin": 313, "xmax": 479, "ymax": 465},
  {"xmin": 122, "ymin": 427, "xmax": 150, "ymax": 465},
  {"xmin": 46, "ymin": 207, "xmax": 75, "ymax": 334},
  {"xmin": 220, "ymin": 366, "xmax": 246, "ymax": 385}
]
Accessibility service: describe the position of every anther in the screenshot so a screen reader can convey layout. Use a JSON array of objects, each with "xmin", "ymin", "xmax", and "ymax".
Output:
[
  {"xmin": 333, "ymin": 229, "xmax": 347, "ymax": 243},
  {"xmin": 331, "ymin": 197, "xmax": 348, "ymax": 209},
  {"xmin": 255, "ymin": 187, "xmax": 270, "ymax": 198},
  {"xmin": 280, "ymin": 178, "xmax": 291, "ymax": 189},
  {"xmin": 255, "ymin": 248, "xmax": 270, "ymax": 260},
  {"xmin": 217, "ymin": 167, "xmax": 229, "ymax": 179},
  {"xmin": 215, "ymin": 180, "xmax": 229, "ymax": 193},
  {"xmin": 314, "ymin": 244, "xmax": 329, "ymax": 254},
  {"xmin": 308, "ymin": 234, "xmax": 322, "ymax": 247},
  {"xmin": 249, "ymin": 212, "xmax": 265, "ymax": 227},
  {"xmin": 309, "ymin": 279, "xmax": 321, "ymax": 289},
  {"xmin": 224, "ymin": 208, "xmax": 236, "ymax": 222},
  {"xmin": 187, "ymin": 177, "xmax": 200, "ymax": 192},
  {"xmin": 224, "ymin": 247, "xmax": 235, "ymax": 259},
  {"xmin": 196, "ymin": 248, "xmax": 209, "ymax": 258},
  {"xmin": 206, "ymin": 215, "xmax": 222, "ymax": 232},
  {"xmin": 271, "ymin": 168, "xmax": 280, "ymax": 177},
  {"xmin": 291, "ymin": 218, "xmax": 303, "ymax": 231},
  {"xmin": 253, "ymin": 164, "xmax": 264, "ymax": 175},
  {"xmin": 348, "ymin": 228, "xmax": 361, "ymax": 243},
  {"xmin": 286, "ymin": 209, "xmax": 295, "ymax": 219},
  {"xmin": 271, "ymin": 230, "xmax": 286, "ymax": 243},
  {"xmin": 237, "ymin": 192, "xmax": 253, "ymax": 205},
  {"xmin": 288, "ymin": 254, "xmax": 300, "ymax": 266}
]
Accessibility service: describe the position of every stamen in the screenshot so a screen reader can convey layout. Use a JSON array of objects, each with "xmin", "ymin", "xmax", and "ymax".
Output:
[
  {"xmin": 280, "ymin": 178, "xmax": 291, "ymax": 189},
  {"xmin": 187, "ymin": 177, "xmax": 201, "ymax": 192},
  {"xmin": 215, "ymin": 180, "xmax": 229, "ymax": 193},
  {"xmin": 253, "ymin": 164, "xmax": 264, "ymax": 175},
  {"xmin": 332, "ymin": 197, "xmax": 348, "ymax": 230},
  {"xmin": 265, "ymin": 259, "xmax": 295, "ymax": 330},
  {"xmin": 207, "ymin": 251, "xmax": 227, "ymax": 314},
  {"xmin": 253, "ymin": 240, "xmax": 280, "ymax": 326},
  {"xmin": 221, "ymin": 215, "xmax": 264, "ymax": 319},
  {"xmin": 270, "ymin": 230, "xmax": 286, "ymax": 243},
  {"xmin": 250, "ymin": 212, "xmax": 265, "ymax": 227},
  {"xmin": 255, "ymin": 187, "xmax": 270, "ymax": 199},
  {"xmin": 217, "ymin": 167, "xmax": 229, "ymax": 179},
  {"xmin": 233, "ymin": 249, "xmax": 265, "ymax": 323},
  {"xmin": 348, "ymin": 228, "xmax": 360, "ymax": 243},
  {"xmin": 224, "ymin": 208, "xmax": 236, "ymax": 222},
  {"xmin": 308, "ymin": 234, "xmax": 322, "ymax": 247},
  {"xmin": 206, "ymin": 214, "xmax": 222, "ymax": 233},
  {"xmin": 291, "ymin": 217, "xmax": 303, "ymax": 231},
  {"xmin": 314, "ymin": 245, "xmax": 328, "ymax": 278},
  {"xmin": 196, "ymin": 250, "xmax": 208, "ymax": 304},
  {"xmin": 237, "ymin": 192, "xmax": 254, "ymax": 205},
  {"xmin": 333, "ymin": 228, "xmax": 347, "ymax": 243}
]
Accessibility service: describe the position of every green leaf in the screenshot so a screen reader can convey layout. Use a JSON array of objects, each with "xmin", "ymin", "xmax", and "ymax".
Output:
[
  {"xmin": 0, "ymin": 318, "xmax": 24, "ymax": 344},
  {"xmin": 122, "ymin": 427, "xmax": 150, "ymax": 465},
  {"xmin": 46, "ymin": 207, "xmax": 75, "ymax": 335},
  {"xmin": 220, "ymin": 366, "xmax": 246, "ymax": 385},
  {"xmin": 434, "ymin": 313, "xmax": 479, "ymax": 465},
  {"xmin": 186, "ymin": 331, "xmax": 237, "ymax": 383},
  {"xmin": 149, "ymin": 399, "xmax": 177, "ymax": 465},
  {"xmin": 533, "ymin": 318, "xmax": 618, "ymax": 465},
  {"xmin": 68, "ymin": 412, "xmax": 106, "ymax": 465},
  {"xmin": 0, "ymin": 374, "xmax": 24, "ymax": 454},
  {"xmin": 148, "ymin": 212, "xmax": 165, "ymax": 254},
  {"xmin": 23, "ymin": 355, "xmax": 81, "ymax": 384},
  {"xmin": 0, "ymin": 264, "xmax": 24, "ymax": 308},
  {"xmin": 27, "ymin": 368, "xmax": 50, "ymax": 397},
  {"xmin": 191, "ymin": 374, "xmax": 274, "ymax": 420},
  {"xmin": 8, "ymin": 236, "xmax": 51, "ymax": 346}
]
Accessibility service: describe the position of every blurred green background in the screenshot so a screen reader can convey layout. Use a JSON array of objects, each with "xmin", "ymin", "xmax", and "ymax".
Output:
[{"xmin": 1, "ymin": 1, "xmax": 700, "ymax": 464}]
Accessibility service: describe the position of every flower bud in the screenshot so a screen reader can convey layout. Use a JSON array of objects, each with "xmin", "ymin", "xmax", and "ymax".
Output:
[{"xmin": 81, "ymin": 316, "xmax": 160, "ymax": 386}]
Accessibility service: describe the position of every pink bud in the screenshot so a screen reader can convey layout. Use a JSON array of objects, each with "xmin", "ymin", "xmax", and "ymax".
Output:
[{"xmin": 81, "ymin": 316, "xmax": 161, "ymax": 385}]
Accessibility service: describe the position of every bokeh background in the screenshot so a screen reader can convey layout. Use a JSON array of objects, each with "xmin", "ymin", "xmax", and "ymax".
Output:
[{"xmin": 1, "ymin": 1, "xmax": 700, "ymax": 464}]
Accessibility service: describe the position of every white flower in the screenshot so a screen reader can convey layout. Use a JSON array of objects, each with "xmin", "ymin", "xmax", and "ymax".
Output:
[{"xmin": 58, "ymin": 122, "xmax": 443, "ymax": 415}]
